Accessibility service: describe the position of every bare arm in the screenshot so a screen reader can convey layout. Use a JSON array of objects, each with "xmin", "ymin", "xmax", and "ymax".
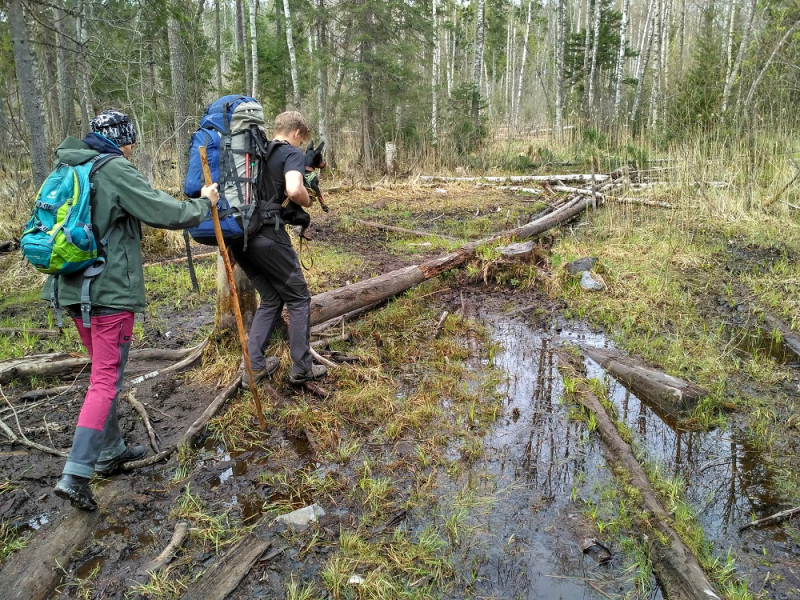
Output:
[{"xmin": 285, "ymin": 170, "xmax": 311, "ymax": 207}]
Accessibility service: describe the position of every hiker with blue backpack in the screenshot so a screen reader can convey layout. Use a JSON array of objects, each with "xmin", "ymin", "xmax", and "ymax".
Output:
[
  {"xmin": 24, "ymin": 110, "xmax": 219, "ymax": 510},
  {"xmin": 184, "ymin": 99, "xmax": 327, "ymax": 388}
]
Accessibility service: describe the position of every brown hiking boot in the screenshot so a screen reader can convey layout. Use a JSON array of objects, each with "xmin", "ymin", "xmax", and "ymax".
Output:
[{"xmin": 288, "ymin": 364, "xmax": 327, "ymax": 385}]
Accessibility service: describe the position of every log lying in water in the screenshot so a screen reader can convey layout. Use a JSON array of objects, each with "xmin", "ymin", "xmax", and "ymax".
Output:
[
  {"xmin": 556, "ymin": 350, "xmax": 720, "ymax": 600},
  {"xmin": 582, "ymin": 346, "xmax": 706, "ymax": 417}
]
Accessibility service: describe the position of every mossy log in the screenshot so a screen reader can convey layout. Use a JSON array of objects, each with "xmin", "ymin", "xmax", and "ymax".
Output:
[
  {"xmin": 556, "ymin": 350, "xmax": 720, "ymax": 600},
  {"xmin": 581, "ymin": 346, "xmax": 707, "ymax": 417}
]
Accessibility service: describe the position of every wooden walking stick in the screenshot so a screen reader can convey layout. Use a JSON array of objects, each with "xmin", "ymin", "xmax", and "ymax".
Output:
[{"xmin": 199, "ymin": 146, "xmax": 266, "ymax": 431}]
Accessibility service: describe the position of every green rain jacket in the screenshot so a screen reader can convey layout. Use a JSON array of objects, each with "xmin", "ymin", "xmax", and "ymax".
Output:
[{"xmin": 40, "ymin": 136, "xmax": 211, "ymax": 314}]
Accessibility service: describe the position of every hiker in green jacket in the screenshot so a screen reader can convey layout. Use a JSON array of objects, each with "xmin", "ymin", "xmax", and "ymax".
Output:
[{"xmin": 47, "ymin": 110, "xmax": 219, "ymax": 511}]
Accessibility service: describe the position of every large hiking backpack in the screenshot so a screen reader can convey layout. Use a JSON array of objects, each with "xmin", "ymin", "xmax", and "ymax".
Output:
[
  {"xmin": 21, "ymin": 154, "xmax": 119, "ymax": 275},
  {"xmin": 20, "ymin": 152, "xmax": 122, "ymax": 328},
  {"xmin": 185, "ymin": 95, "xmax": 271, "ymax": 248}
]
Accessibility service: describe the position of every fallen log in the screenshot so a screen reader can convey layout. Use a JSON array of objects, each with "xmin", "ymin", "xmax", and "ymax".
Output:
[
  {"xmin": 582, "ymin": 346, "xmax": 706, "ymax": 417},
  {"xmin": 739, "ymin": 505, "xmax": 800, "ymax": 531},
  {"xmin": 419, "ymin": 174, "xmax": 611, "ymax": 184},
  {"xmin": 0, "ymin": 327, "xmax": 61, "ymax": 338},
  {"xmin": 353, "ymin": 219, "xmax": 456, "ymax": 241},
  {"xmin": 0, "ymin": 486, "xmax": 119, "ymax": 600},
  {"xmin": 0, "ymin": 240, "xmax": 16, "ymax": 253},
  {"xmin": 182, "ymin": 520, "xmax": 274, "ymax": 600},
  {"xmin": 310, "ymin": 193, "xmax": 597, "ymax": 325},
  {"xmin": 0, "ymin": 342, "xmax": 206, "ymax": 385},
  {"xmin": 556, "ymin": 350, "xmax": 720, "ymax": 600},
  {"xmin": 140, "ymin": 520, "xmax": 190, "ymax": 575}
]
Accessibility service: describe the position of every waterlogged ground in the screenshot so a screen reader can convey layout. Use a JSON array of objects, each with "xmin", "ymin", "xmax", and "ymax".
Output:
[{"xmin": 2, "ymin": 184, "xmax": 800, "ymax": 599}]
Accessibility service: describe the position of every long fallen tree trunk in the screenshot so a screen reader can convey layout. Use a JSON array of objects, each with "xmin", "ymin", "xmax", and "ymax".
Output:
[
  {"xmin": 582, "ymin": 346, "xmax": 707, "ymax": 417},
  {"xmin": 419, "ymin": 174, "xmax": 611, "ymax": 184},
  {"xmin": 311, "ymin": 193, "xmax": 597, "ymax": 325},
  {"xmin": 556, "ymin": 350, "xmax": 720, "ymax": 600},
  {"xmin": 0, "ymin": 343, "xmax": 206, "ymax": 385}
]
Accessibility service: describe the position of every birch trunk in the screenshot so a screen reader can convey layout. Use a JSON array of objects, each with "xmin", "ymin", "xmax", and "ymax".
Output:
[
  {"xmin": 249, "ymin": 0, "xmax": 258, "ymax": 98},
  {"xmin": 587, "ymin": 0, "xmax": 601, "ymax": 120},
  {"xmin": 723, "ymin": 0, "xmax": 737, "ymax": 81},
  {"xmin": 504, "ymin": 20, "xmax": 512, "ymax": 110},
  {"xmin": 8, "ymin": 0, "xmax": 51, "ymax": 188},
  {"xmin": 283, "ymin": 0, "xmax": 301, "ymax": 108},
  {"xmin": 515, "ymin": 1, "xmax": 533, "ymax": 129},
  {"xmin": 613, "ymin": 0, "xmax": 629, "ymax": 123},
  {"xmin": 630, "ymin": 0, "xmax": 656, "ymax": 123},
  {"xmin": 582, "ymin": 0, "xmax": 591, "ymax": 116},
  {"xmin": 236, "ymin": 0, "xmax": 250, "ymax": 94},
  {"xmin": 677, "ymin": 0, "xmax": 687, "ymax": 75},
  {"xmin": 648, "ymin": 0, "xmax": 662, "ymax": 126},
  {"xmin": 743, "ymin": 20, "xmax": 800, "ymax": 112},
  {"xmin": 721, "ymin": 0, "xmax": 756, "ymax": 115},
  {"xmin": 432, "ymin": 0, "xmax": 440, "ymax": 144},
  {"xmin": 555, "ymin": 0, "xmax": 566, "ymax": 130},
  {"xmin": 316, "ymin": 0, "xmax": 328, "ymax": 143},
  {"xmin": 472, "ymin": 0, "xmax": 485, "ymax": 134}
]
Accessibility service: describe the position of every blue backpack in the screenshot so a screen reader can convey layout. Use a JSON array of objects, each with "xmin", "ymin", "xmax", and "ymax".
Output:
[
  {"xmin": 20, "ymin": 153, "xmax": 121, "ymax": 327},
  {"xmin": 185, "ymin": 95, "xmax": 272, "ymax": 249}
]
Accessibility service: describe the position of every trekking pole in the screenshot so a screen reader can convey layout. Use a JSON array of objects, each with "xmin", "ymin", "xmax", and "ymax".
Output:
[{"xmin": 199, "ymin": 146, "xmax": 266, "ymax": 432}]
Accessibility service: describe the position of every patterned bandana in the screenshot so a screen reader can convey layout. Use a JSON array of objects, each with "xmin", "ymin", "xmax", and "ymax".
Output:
[{"xmin": 90, "ymin": 110, "xmax": 137, "ymax": 147}]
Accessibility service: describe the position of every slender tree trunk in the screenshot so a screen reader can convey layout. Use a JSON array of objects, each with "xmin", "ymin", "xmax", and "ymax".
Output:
[
  {"xmin": 282, "ymin": 0, "xmax": 301, "ymax": 108},
  {"xmin": 587, "ymin": 0, "xmax": 601, "ymax": 121},
  {"xmin": 249, "ymin": 0, "xmax": 258, "ymax": 97},
  {"xmin": 515, "ymin": 1, "xmax": 533, "ymax": 129},
  {"xmin": 613, "ymin": 0, "xmax": 629, "ymax": 123},
  {"xmin": 472, "ymin": 0, "xmax": 485, "ymax": 136},
  {"xmin": 168, "ymin": 13, "xmax": 188, "ymax": 186},
  {"xmin": 447, "ymin": 9, "xmax": 456, "ymax": 98},
  {"xmin": 431, "ymin": 0, "xmax": 440, "ymax": 145},
  {"xmin": 648, "ymin": 0, "xmax": 662, "ymax": 127},
  {"xmin": 55, "ymin": 0, "xmax": 75, "ymax": 139},
  {"xmin": 723, "ymin": 0, "xmax": 737, "ymax": 81},
  {"xmin": 237, "ymin": 0, "xmax": 250, "ymax": 94},
  {"xmin": 630, "ymin": 0, "xmax": 656, "ymax": 123},
  {"xmin": 678, "ymin": 0, "xmax": 687, "ymax": 75},
  {"xmin": 582, "ymin": 0, "xmax": 591, "ymax": 116},
  {"xmin": 504, "ymin": 19, "xmax": 512, "ymax": 111},
  {"xmin": 316, "ymin": 0, "xmax": 328, "ymax": 143},
  {"xmin": 216, "ymin": 0, "xmax": 223, "ymax": 88},
  {"xmin": 743, "ymin": 20, "xmax": 800, "ymax": 112},
  {"xmin": 77, "ymin": 0, "xmax": 94, "ymax": 131},
  {"xmin": 721, "ymin": 0, "xmax": 756, "ymax": 115},
  {"xmin": 8, "ymin": 0, "xmax": 51, "ymax": 188},
  {"xmin": 359, "ymin": 6, "xmax": 374, "ymax": 170},
  {"xmin": 555, "ymin": 0, "xmax": 566, "ymax": 130}
]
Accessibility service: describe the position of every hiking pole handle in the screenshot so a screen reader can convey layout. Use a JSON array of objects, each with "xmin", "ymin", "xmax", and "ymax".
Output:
[{"xmin": 198, "ymin": 146, "xmax": 266, "ymax": 432}]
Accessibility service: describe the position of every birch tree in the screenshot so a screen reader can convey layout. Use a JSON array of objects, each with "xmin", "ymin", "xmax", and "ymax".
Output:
[
  {"xmin": 249, "ymin": 0, "xmax": 258, "ymax": 98},
  {"xmin": 515, "ymin": 1, "xmax": 533, "ymax": 129},
  {"xmin": 587, "ymin": 0, "xmax": 602, "ymax": 119},
  {"xmin": 8, "ymin": 0, "xmax": 51, "ymax": 187},
  {"xmin": 432, "ymin": 0, "xmax": 440, "ymax": 144},
  {"xmin": 472, "ymin": 0, "xmax": 486, "ymax": 134},
  {"xmin": 613, "ymin": 0, "xmax": 629, "ymax": 123},
  {"xmin": 721, "ymin": 0, "xmax": 756, "ymax": 115},
  {"xmin": 316, "ymin": 0, "xmax": 328, "ymax": 143},
  {"xmin": 283, "ymin": 0, "xmax": 301, "ymax": 108},
  {"xmin": 555, "ymin": 0, "xmax": 566, "ymax": 129}
]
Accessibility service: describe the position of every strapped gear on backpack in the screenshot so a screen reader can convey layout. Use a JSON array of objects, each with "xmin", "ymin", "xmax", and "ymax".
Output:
[
  {"xmin": 20, "ymin": 153, "xmax": 122, "ymax": 328},
  {"xmin": 185, "ymin": 95, "xmax": 272, "ymax": 249}
]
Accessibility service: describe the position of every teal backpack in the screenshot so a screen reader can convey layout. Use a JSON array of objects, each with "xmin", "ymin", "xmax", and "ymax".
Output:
[{"xmin": 20, "ymin": 153, "xmax": 120, "ymax": 327}]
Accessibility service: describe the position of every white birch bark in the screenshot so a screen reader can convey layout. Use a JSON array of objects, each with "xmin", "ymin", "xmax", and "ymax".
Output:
[
  {"xmin": 472, "ymin": 0, "xmax": 486, "ymax": 131},
  {"xmin": 588, "ymin": 0, "xmax": 601, "ymax": 119},
  {"xmin": 249, "ymin": 0, "xmax": 258, "ymax": 98},
  {"xmin": 283, "ymin": 0, "xmax": 301, "ymax": 108},
  {"xmin": 582, "ymin": 0, "xmax": 592, "ymax": 114},
  {"xmin": 505, "ymin": 19, "xmax": 512, "ymax": 109},
  {"xmin": 630, "ymin": 0, "xmax": 656, "ymax": 122},
  {"xmin": 432, "ymin": 0, "xmax": 440, "ymax": 144},
  {"xmin": 613, "ymin": 0, "xmax": 630, "ymax": 123},
  {"xmin": 723, "ymin": 0, "xmax": 737, "ymax": 79},
  {"xmin": 648, "ymin": 0, "xmax": 662, "ymax": 126},
  {"xmin": 721, "ymin": 0, "xmax": 756, "ymax": 115},
  {"xmin": 316, "ymin": 0, "xmax": 327, "ymax": 143},
  {"xmin": 515, "ymin": 1, "xmax": 533, "ymax": 128},
  {"xmin": 555, "ymin": 0, "xmax": 566, "ymax": 129},
  {"xmin": 744, "ymin": 19, "xmax": 800, "ymax": 111}
]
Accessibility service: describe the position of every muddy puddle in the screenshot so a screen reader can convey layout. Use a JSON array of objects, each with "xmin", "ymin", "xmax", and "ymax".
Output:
[{"xmin": 422, "ymin": 316, "xmax": 797, "ymax": 598}]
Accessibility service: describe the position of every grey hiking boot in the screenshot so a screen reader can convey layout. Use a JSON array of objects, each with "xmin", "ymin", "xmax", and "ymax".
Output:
[
  {"xmin": 289, "ymin": 364, "xmax": 327, "ymax": 385},
  {"xmin": 54, "ymin": 474, "xmax": 97, "ymax": 511},
  {"xmin": 94, "ymin": 445, "xmax": 147, "ymax": 477},
  {"xmin": 242, "ymin": 356, "xmax": 280, "ymax": 388}
]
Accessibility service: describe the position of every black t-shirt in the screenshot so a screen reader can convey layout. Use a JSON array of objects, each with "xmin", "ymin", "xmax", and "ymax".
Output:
[{"xmin": 261, "ymin": 140, "xmax": 305, "ymax": 244}]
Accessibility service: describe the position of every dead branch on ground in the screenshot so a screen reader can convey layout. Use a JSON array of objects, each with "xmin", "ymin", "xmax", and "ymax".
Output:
[
  {"xmin": 141, "ymin": 521, "xmax": 190, "ymax": 574},
  {"xmin": 740, "ymin": 505, "xmax": 800, "ymax": 531},
  {"xmin": 126, "ymin": 389, "xmax": 160, "ymax": 453}
]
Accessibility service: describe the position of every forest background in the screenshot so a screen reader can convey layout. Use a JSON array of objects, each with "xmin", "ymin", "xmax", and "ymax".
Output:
[{"xmin": 1, "ymin": 0, "xmax": 798, "ymax": 196}]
